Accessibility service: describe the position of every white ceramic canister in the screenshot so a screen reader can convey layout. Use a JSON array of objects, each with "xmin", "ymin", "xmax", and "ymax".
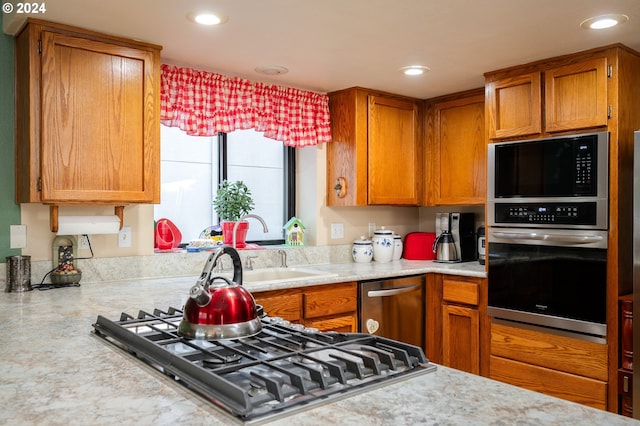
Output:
[
  {"xmin": 352, "ymin": 236, "xmax": 373, "ymax": 263},
  {"xmin": 392, "ymin": 234, "xmax": 403, "ymax": 260},
  {"xmin": 372, "ymin": 227, "xmax": 394, "ymax": 262}
]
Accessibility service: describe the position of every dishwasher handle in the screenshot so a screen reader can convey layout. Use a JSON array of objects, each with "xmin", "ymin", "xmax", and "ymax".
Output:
[{"xmin": 367, "ymin": 284, "xmax": 421, "ymax": 298}]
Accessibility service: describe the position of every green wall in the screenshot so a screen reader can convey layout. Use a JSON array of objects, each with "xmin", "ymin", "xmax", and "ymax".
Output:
[{"xmin": 0, "ymin": 13, "xmax": 21, "ymax": 261}]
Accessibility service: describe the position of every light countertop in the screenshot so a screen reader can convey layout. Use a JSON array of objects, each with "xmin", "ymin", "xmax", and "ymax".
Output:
[{"xmin": 1, "ymin": 272, "xmax": 637, "ymax": 425}]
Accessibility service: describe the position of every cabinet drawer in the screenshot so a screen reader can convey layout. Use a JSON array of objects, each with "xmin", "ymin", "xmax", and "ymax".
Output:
[
  {"xmin": 442, "ymin": 278, "xmax": 479, "ymax": 306},
  {"xmin": 254, "ymin": 293, "xmax": 302, "ymax": 322},
  {"xmin": 491, "ymin": 322, "xmax": 608, "ymax": 381},
  {"xmin": 490, "ymin": 355, "xmax": 607, "ymax": 409},
  {"xmin": 304, "ymin": 314, "xmax": 357, "ymax": 333},
  {"xmin": 304, "ymin": 283, "xmax": 357, "ymax": 319}
]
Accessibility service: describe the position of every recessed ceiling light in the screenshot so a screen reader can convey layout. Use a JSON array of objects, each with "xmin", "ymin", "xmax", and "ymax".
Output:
[
  {"xmin": 187, "ymin": 11, "xmax": 228, "ymax": 26},
  {"xmin": 580, "ymin": 14, "xmax": 628, "ymax": 30},
  {"xmin": 255, "ymin": 65, "xmax": 289, "ymax": 76},
  {"xmin": 400, "ymin": 65, "xmax": 430, "ymax": 76}
]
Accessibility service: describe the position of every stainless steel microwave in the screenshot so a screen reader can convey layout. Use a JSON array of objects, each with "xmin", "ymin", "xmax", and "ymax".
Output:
[{"xmin": 488, "ymin": 131, "xmax": 609, "ymax": 230}]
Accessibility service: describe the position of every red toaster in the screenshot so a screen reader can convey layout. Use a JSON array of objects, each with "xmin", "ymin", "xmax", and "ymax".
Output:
[{"xmin": 403, "ymin": 232, "xmax": 436, "ymax": 260}]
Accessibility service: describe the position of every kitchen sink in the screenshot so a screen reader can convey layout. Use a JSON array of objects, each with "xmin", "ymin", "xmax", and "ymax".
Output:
[{"xmin": 241, "ymin": 267, "xmax": 336, "ymax": 284}]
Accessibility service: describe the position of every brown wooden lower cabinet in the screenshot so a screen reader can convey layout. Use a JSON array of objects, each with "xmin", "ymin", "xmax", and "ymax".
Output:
[
  {"xmin": 435, "ymin": 275, "xmax": 485, "ymax": 375},
  {"xmin": 490, "ymin": 321, "xmax": 608, "ymax": 409},
  {"xmin": 490, "ymin": 355, "xmax": 607, "ymax": 409},
  {"xmin": 253, "ymin": 282, "xmax": 357, "ymax": 333},
  {"xmin": 442, "ymin": 304, "xmax": 479, "ymax": 374}
]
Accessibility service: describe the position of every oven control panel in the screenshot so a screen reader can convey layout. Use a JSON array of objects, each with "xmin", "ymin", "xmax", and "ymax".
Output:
[{"xmin": 493, "ymin": 202, "xmax": 597, "ymax": 225}]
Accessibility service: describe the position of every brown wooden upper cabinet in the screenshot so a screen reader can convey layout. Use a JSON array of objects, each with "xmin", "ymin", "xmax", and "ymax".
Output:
[
  {"xmin": 486, "ymin": 56, "xmax": 609, "ymax": 140},
  {"xmin": 485, "ymin": 72, "xmax": 542, "ymax": 139},
  {"xmin": 544, "ymin": 57, "xmax": 608, "ymax": 133},
  {"xmin": 424, "ymin": 89, "xmax": 486, "ymax": 205},
  {"xmin": 327, "ymin": 87, "xmax": 421, "ymax": 206},
  {"xmin": 15, "ymin": 19, "xmax": 161, "ymax": 205}
]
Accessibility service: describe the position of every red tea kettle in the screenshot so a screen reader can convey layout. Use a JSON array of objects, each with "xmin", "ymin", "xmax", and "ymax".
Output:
[{"xmin": 178, "ymin": 246, "xmax": 262, "ymax": 340}]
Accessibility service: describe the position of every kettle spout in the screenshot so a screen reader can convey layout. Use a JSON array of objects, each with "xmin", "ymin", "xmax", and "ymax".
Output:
[{"xmin": 189, "ymin": 283, "xmax": 212, "ymax": 307}]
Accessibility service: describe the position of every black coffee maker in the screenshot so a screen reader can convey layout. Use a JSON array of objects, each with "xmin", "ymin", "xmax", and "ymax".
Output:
[{"xmin": 435, "ymin": 212, "xmax": 476, "ymax": 262}]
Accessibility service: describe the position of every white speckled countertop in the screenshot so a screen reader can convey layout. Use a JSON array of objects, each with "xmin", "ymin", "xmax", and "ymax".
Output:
[{"xmin": 1, "ymin": 258, "xmax": 637, "ymax": 425}]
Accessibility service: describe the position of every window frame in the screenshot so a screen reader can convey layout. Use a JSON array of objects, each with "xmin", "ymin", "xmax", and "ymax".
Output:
[{"xmin": 217, "ymin": 132, "xmax": 296, "ymax": 245}]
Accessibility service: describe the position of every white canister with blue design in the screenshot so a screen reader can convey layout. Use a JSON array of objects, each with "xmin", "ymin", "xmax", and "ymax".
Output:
[
  {"xmin": 352, "ymin": 236, "xmax": 373, "ymax": 263},
  {"xmin": 372, "ymin": 227, "xmax": 394, "ymax": 262}
]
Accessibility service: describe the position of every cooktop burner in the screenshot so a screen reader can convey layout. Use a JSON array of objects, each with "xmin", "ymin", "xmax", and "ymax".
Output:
[{"xmin": 92, "ymin": 307, "xmax": 436, "ymax": 425}]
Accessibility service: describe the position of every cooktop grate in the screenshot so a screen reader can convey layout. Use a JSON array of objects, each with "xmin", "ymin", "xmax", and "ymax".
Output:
[{"xmin": 92, "ymin": 307, "xmax": 436, "ymax": 425}]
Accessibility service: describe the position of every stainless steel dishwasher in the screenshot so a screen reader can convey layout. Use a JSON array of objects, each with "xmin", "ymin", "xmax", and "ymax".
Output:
[{"xmin": 358, "ymin": 274, "xmax": 425, "ymax": 348}]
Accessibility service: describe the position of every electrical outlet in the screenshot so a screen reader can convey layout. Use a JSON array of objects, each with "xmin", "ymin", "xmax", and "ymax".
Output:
[
  {"xmin": 118, "ymin": 226, "xmax": 132, "ymax": 248},
  {"xmin": 330, "ymin": 223, "xmax": 344, "ymax": 239},
  {"xmin": 78, "ymin": 235, "xmax": 90, "ymax": 250}
]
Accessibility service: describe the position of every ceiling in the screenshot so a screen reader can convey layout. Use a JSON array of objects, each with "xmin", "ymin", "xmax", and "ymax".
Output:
[{"xmin": 3, "ymin": 0, "xmax": 640, "ymax": 99}]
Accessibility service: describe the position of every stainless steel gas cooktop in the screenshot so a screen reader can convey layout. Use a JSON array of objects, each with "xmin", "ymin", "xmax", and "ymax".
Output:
[{"xmin": 92, "ymin": 306, "xmax": 436, "ymax": 425}]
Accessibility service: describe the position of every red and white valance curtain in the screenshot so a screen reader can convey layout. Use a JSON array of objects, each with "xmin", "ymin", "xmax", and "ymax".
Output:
[{"xmin": 160, "ymin": 64, "xmax": 332, "ymax": 147}]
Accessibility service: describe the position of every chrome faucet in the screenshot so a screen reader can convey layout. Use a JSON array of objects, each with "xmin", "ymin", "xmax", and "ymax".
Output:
[
  {"xmin": 277, "ymin": 249, "xmax": 287, "ymax": 268},
  {"xmin": 245, "ymin": 255, "xmax": 258, "ymax": 270},
  {"xmin": 232, "ymin": 214, "xmax": 269, "ymax": 249}
]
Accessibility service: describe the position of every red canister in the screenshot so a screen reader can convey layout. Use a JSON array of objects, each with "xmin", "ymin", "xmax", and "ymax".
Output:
[{"xmin": 403, "ymin": 232, "xmax": 436, "ymax": 260}]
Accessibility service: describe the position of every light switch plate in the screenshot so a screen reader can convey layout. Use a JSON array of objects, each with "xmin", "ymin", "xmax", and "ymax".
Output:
[
  {"xmin": 118, "ymin": 226, "xmax": 132, "ymax": 248},
  {"xmin": 10, "ymin": 225, "xmax": 27, "ymax": 249}
]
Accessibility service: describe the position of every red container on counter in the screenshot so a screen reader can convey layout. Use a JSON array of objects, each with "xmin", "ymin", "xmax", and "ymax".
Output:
[{"xmin": 403, "ymin": 232, "xmax": 436, "ymax": 260}]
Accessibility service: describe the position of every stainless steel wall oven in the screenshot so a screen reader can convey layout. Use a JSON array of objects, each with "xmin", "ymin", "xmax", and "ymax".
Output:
[{"xmin": 487, "ymin": 132, "xmax": 609, "ymax": 340}]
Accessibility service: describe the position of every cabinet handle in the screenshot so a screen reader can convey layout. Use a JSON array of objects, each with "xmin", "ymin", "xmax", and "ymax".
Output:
[
  {"xmin": 624, "ymin": 375, "xmax": 629, "ymax": 393},
  {"xmin": 367, "ymin": 284, "xmax": 420, "ymax": 298},
  {"xmin": 491, "ymin": 231, "xmax": 604, "ymax": 245}
]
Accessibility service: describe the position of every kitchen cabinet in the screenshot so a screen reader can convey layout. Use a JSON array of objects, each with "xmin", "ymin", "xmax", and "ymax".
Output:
[
  {"xmin": 485, "ymin": 72, "xmax": 542, "ymax": 139},
  {"xmin": 423, "ymin": 89, "xmax": 486, "ymax": 205},
  {"xmin": 326, "ymin": 87, "xmax": 422, "ymax": 206},
  {"xmin": 490, "ymin": 321, "xmax": 608, "ymax": 409},
  {"xmin": 484, "ymin": 44, "xmax": 640, "ymax": 413},
  {"xmin": 426, "ymin": 274, "xmax": 488, "ymax": 376},
  {"xmin": 14, "ymin": 19, "xmax": 161, "ymax": 230},
  {"xmin": 253, "ymin": 282, "xmax": 357, "ymax": 333},
  {"xmin": 544, "ymin": 58, "xmax": 608, "ymax": 133},
  {"xmin": 486, "ymin": 54, "xmax": 608, "ymax": 140}
]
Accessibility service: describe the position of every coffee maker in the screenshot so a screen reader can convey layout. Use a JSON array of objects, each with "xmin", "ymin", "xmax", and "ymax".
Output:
[{"xmin": 435, "ymin": 212, "xmax": 476, "ymax": 262}]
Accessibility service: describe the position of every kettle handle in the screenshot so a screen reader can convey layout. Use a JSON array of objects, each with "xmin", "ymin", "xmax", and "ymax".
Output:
[{"xmin": 432, "ymin": 233, "xmax": 443, "ymax": 253}]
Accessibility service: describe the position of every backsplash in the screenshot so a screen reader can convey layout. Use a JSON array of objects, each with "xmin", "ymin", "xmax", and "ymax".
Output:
[{"xmin": 2, "ymin": 245, "xmax": 353, "ymax": 287}]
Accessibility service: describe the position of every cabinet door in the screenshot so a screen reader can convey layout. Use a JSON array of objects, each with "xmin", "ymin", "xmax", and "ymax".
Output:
[
  {"xmin": 431, "ymin": 94, "xmax": 485, "ymax": 205},
  {"xmin": 442, "ymin": 304, "xmax": 479, "ymax": 374},
  {"xmin": 40, "ymin": 30, "xmax": 159, "ymax": 203},
  {"xmin": 486, "ymin": 72, "xmax": 542, "ymax": 139},
  {"xmin": 326, "ymin": 88, "xmax": 368, "ymax": 206},
  {"xmin": 368, "ymin": 96, "xmax": 420, "ymax": 205},
  {"xmin": 545, "ymin": 57, "xmax": 608, "ymax": 133}
]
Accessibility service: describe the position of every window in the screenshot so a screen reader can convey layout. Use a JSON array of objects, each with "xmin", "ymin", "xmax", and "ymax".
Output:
[{"xmin": 156, "ymin": 126, "xmax": 294, "ymax": 246}]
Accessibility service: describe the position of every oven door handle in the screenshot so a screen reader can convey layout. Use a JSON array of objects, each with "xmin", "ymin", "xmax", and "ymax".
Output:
[
  {"xmin": 367, "ymin": 284, "xmax": 421, "ymax": 298},
  {"xmin": 491, "ymin": 231, "xmax": 604, "ymax": 245}
]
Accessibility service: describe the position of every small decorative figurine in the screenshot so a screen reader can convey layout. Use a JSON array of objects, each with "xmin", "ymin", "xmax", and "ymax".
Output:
[{"xmin": 283, "ymin": 217, "xmax": 305, "ymax": 246}]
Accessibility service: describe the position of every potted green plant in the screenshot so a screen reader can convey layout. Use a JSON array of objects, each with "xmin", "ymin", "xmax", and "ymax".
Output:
[{"xmin": 213, "ymin": 180, "xmax": 255, "ymax": 247}]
